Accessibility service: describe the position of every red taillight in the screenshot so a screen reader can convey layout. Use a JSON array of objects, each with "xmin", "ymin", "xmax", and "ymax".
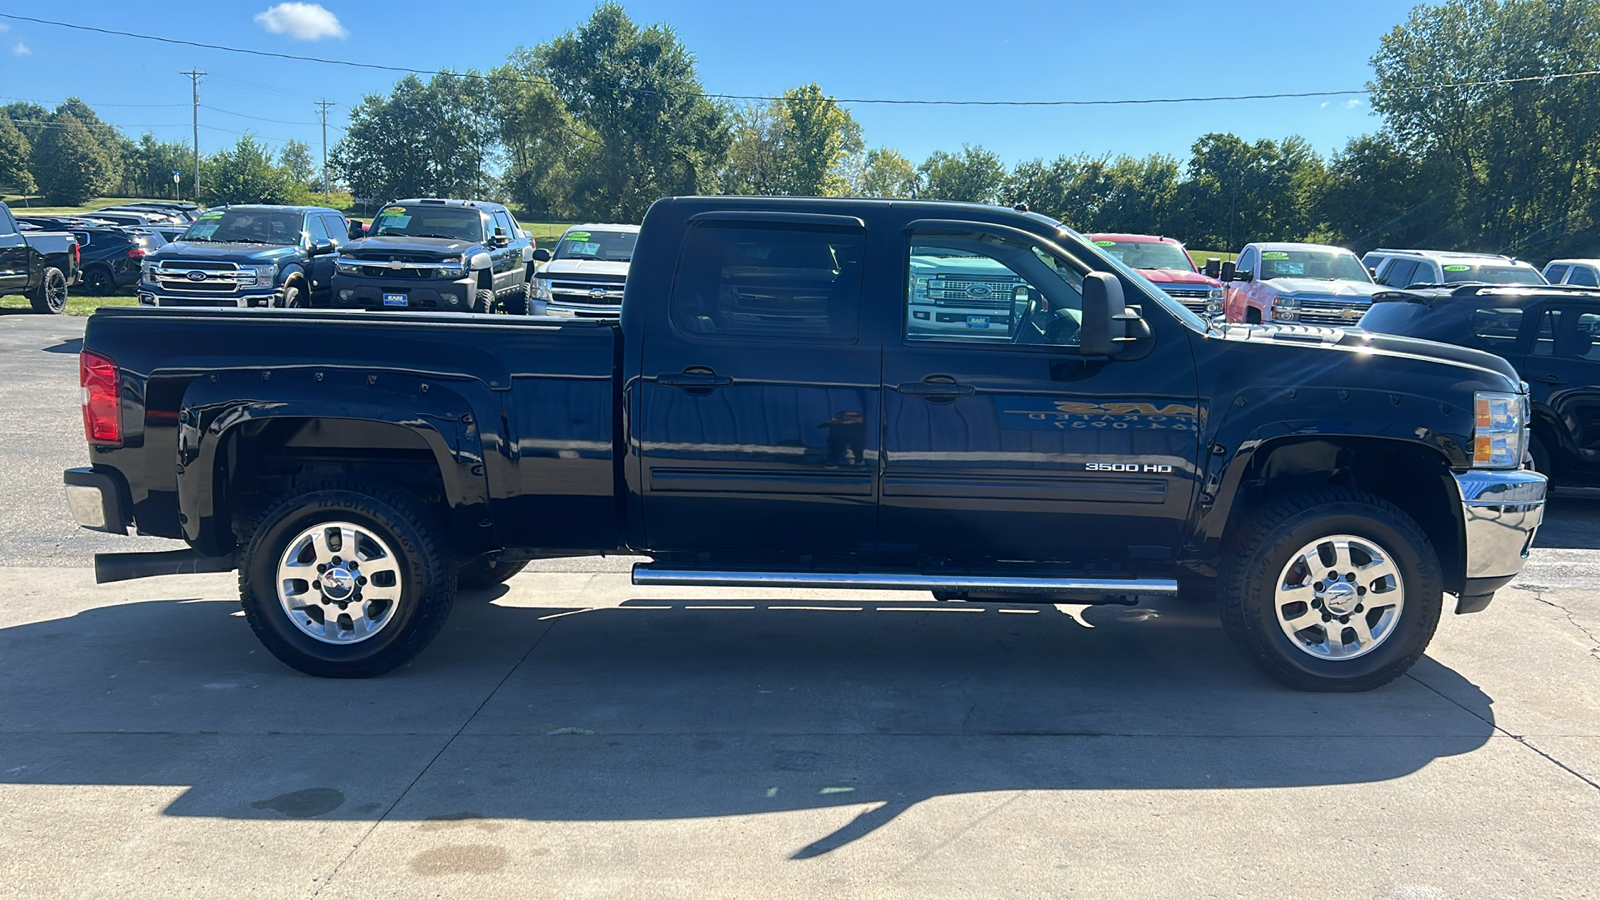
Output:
[
  {"xmin": 73, "ymin": 241, "xmax": 81, "ymax": 265},
  {"xmin": 80, "ymin": 350, "xmax": 122, "ymax": 447},
  {"xmin": 127, "ymin": 247, "xmax": 147, "ymax": 259}
]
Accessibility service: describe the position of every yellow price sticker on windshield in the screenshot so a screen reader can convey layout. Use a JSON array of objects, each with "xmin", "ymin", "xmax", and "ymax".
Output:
[
  {"xmin": 1261, "ymin": 251, "xmax": 1290, "ymax": 260},
  {"xmin": 1443, "ymin": 264, "xmax": 1471, "ymax": 271},
  {"xmin": 381, "ymin": 207, "xmax": 405, "ymax": 216},
  {"xmin": 566, "ymin": 231, "xmax": 591, "ymax": 242},
  {"xmin": 1094, "ymin": 240, "xmax": 1116, "ymax": 246}
]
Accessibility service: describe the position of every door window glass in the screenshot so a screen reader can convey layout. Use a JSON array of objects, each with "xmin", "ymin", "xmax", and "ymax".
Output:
[
  {"xmin": 0, "ymin": 205, "xmax": 16, "ymax": 236},
  {"xmin": 1545, "ymin": 265, "xmax": 1570, "ymax": 284},
  {"xmin": 1568, "ymin": 266, "xmax": 1598, "ymax": 287},
  {"xmin": 906, "ymin": 233, "xmax": 1084, "ymax": 347},
  {"xmin": 670, "ymin": 222, "xmax": 864, "ymax": 341},
  {"xmin": 320, "ymin": 215, "xmax": 347, "ymax": 246},
  {"xmin": 492, "ymin": 210, "xmax": 514, "ymax": 237},
  {"xmin": 1469, "ymin": 307, "xmax": 1523, "ymax": 352},
  {"xmin": 1531, "ymin": 309, "xmax": 1561, "ymax": 357},
  {"xmin": 1237, "ymin": 248, "xmax": 1258, "ymax": 276},
  {"xmin": 1381, "ymin": 259, "xmax": 1418, "ymax": 287},
  {"xmin": 1556, "ymin": 312, "xmax": 1600, "ymax": 360},
  {"xmin": 305, "ymin": 215, "xmax": 329, "ymax": 244}
]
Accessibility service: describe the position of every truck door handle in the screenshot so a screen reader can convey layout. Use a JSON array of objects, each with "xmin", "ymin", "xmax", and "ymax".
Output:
[
  {"xmin": 898, "ymin": 377, "xmax": 974, "ymax": 399},
  {"xmin": 658, "ymin": 369, "xmax": 732, "ymax": 390},
  {"xmin": 1536, "ymin": 374, "xmax": 1566, "ymax": 385}
]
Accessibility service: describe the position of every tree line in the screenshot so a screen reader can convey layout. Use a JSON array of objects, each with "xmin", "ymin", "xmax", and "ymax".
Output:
[
  {"xmin": 5, "ymin": 0, "xmax": 1600, "ymax": 260},
  {"xmin": 0, "ymin": 99, "xmax": 334, "ymax": 209}
]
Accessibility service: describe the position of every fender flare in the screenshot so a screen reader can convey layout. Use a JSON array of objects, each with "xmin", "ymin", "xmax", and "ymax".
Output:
[{"xmin": 175, "ymin": 368, "xmax": 494, "ymax": 556}]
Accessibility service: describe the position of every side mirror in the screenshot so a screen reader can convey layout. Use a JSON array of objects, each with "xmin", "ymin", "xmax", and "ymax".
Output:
[
  {"xmin": 348, "ymin": 221, "xmax": 365, "ymax": 241},
  {"xmin": 1220, "ymin": 261, "xmax": 1236, "ymax": 282},
  {"xmin": 532, "ymin": 247, "xmax": 552, "ymax": 263},
  {"xmin": 1081, "ymin": 272, "xmax": 1142, "ymax": 358},
  {"xmin": 1204, "ymin": 258, "xmax": 1222, "ymax": 279},
  {"xmin": 1235, "ymin": 269, "xmax": 1255, "ymax": 283},
  {"xmin": 311, "ymin": 239, "xmax": 335, "ymax": 256},
  {"xmin": 491, "ymin": 226, "xmax": 510, "ymax": 248}
]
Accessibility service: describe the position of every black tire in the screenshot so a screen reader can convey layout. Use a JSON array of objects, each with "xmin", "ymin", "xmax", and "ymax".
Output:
[
  {"xmin": 457, "ymin": 556, "xmax": 530, "ymax": 589},
  {"xmin": 1217, "ymin": 487, "xmax": 1442, "ymax": 692},
  {"xmin": 238, "ymin": 482, "xmax": 456, "ymax": 678},
  {"xmin": 501, "ymin": 282, "xmax": 530, "ymax": 316},
  {"xmin": 277, "ymin": 281, "xmax": 306, "ymax": 309},
  {"xmin": 472, "ymin": 287, "xmax": 495, "ymax": 314},
  {"xmin": 83, "ymin": 266, "xmax": 115, "ymax": 296},
  {"xmin": 28, "ymin": 266, "xmax": 68, "ymax": 314}
]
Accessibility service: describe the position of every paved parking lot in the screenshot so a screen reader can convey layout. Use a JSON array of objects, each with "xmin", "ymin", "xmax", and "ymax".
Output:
[{"xmin": 2, "ymin": 310, "xmax": 1597, "ymax": 898}]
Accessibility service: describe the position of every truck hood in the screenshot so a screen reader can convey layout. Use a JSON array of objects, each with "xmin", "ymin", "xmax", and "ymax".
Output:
[
  {"xmin": 343, "ymin": 236, "xmax": 478, "ymax": 258},
  {"xmin": 1261, "ymin": 277, "xmax": 1383, "ymax": 299},
  {"xmin": 1141, "ymin": 268, "xmax": 1221, "ymax": 287},
  {"xmin": 152, "ymin": 241, "xmax": 299, "ymax": 263},
  {"xmin": 536, "ymin": 258, "xmax": 632, "ymax": 277},
  {"xmin": 1219, "ymin": 322, "xmax": 1521, "ymax": 386}
]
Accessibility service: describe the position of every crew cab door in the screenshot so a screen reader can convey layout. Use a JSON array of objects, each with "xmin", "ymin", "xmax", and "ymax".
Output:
[
  {"xmin": 634, "ymin": 212, "xmax": 879, "ymax": 553},
  {"xmin": 1523, "ymin": 301, "xmax": 1600, "ymax": 471},
  {"xmin": 880, "ymin": 221, "xmax": 1201, "ymax": 564},
  {"xmin": 0, "ymin": 205, "xmax": 28, "ymax": 293},
  {"xmin": 303, "ymin": 214, "xmax": 338, "ymax": 302}
]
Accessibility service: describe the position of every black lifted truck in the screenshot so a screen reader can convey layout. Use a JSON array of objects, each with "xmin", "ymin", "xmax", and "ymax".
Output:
[
  {"xmin": 331, "ymin": 199, "xmax": 535, "ymax": 313},
  {"xmin": 138, "ymin": 205, "xmax": 353, "ymax": 308},
  {"xmin": 63, "ymin": 197, "xmax": 1546, "ymax": 691},
  {"xmin": 0, "ymin": 201, "xmax": 80, "ymax": 314}
]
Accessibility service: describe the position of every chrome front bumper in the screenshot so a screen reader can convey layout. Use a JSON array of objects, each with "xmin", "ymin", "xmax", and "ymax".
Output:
[{"xmin": 1451, "ymin": 469, "xmax": 1546, "ymax": 612}]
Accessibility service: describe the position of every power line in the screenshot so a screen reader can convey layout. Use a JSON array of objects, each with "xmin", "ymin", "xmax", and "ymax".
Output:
[
  {"xmin": 12, "ymin": 10, "xmax": 1600, "ymax": 109},
  {"xmin": 199, "ymin": 103, "xmax": 321, "ymax": 126}
]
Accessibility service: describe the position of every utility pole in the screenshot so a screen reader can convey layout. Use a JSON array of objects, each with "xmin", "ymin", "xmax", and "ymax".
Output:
[
  {"xmin": 181, "ymin": 69, "xmax": 206, "ymax": 202},
  {"xmin": 314, "ymin": 100, "xmax": 335, "ymax": 203}
]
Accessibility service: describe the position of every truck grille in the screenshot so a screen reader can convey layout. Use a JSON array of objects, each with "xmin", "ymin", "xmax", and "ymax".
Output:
[
  {"xmin": 924, "ymin": 276, "xmax": 1024, "ymax": 310},
  {"xmin": 153, "ymin": 261, "xmax": 247, "ymax": 294},
  {"xmin": 550, "ymin": 273, "xmax": 627, "ymax": 305},
  {"xmin": 1161, "ymin": 286, "xmax": 1213, "ymax": 314},
  {"xmin": 1297, "ymin": 299, "xmax": 1371, "ymax": 326}
]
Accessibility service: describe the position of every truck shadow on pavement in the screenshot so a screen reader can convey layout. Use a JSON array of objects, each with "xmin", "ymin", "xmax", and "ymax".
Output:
[{"xmin": 0, "ymin": 587, "xmax": 1498, "ymax": 858}]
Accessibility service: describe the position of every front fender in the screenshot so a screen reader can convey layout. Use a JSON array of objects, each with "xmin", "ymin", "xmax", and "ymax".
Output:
[{"xmin": 176, "ymin": 367, "xmax": 493, "ymax": 556}]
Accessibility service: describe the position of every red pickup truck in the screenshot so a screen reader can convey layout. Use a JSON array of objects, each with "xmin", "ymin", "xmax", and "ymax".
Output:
[{"xmin": 1086, "ymin": 233, "xmax": 1222, "ymax": 317}]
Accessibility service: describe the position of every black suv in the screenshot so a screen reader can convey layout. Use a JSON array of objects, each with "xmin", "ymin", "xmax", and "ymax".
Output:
[
  {"xmin": 66, "ymin": 226, "xmax": 165, "ymax": 295},
  {"xmin": 1360, "ymin": 284, "xmax": 1600, "ymax": 484},
  {"xmin": 331, "ymin": 198, "xmax": 535, "ymax": 313}
]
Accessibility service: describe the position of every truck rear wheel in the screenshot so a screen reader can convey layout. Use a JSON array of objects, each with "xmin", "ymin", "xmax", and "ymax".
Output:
[
  {"xmin": 238, "ymin": 482, "xmax": 456, "ymax": 678},
  {"xmin": 1217, "ymin": 487, "xmax": 1441, "ymax": 692},
  {"xmin": 28, "ymin": 266, "xmax": 68, "ymax": 314}
]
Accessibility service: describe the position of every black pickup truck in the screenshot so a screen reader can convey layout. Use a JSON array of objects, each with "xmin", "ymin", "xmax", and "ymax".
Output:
[
  {"xmin": 331, "ymin": 199, "xmax": 535, "ymax": 313},
  {"xmin": 63, "ymin": 197, "xmax": 1546, "ymax": 691},
  {"xmin": 1, "ymin": 201, "xmax": 80, "ymax": 313}
]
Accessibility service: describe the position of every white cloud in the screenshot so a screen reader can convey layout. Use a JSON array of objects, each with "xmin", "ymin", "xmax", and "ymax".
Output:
[
  {"xmin": 254, "ymin": 3, "xmax": 346, "ymax": 41},
  {"xmin": 0, "ymin": 23, "xmax": 10, "ymax": 32},
  {"xmin": 12, "ymin": 42, "xmax": 29, "ymax": 56},
  {"xmin": 1344, "ymin": 98, "xmax": 1366, "ymax": 110}
]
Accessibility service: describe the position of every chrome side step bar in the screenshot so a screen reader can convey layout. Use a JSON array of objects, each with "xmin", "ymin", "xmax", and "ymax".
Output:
[{"xmin": 631, "ymin": 565, "xmax": 1178, "ymax": 597}]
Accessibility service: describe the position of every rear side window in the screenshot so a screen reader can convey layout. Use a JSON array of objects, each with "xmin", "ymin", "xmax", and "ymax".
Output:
[
  {"xmin": 0, "ymin": 205, "xmax": 16, "ymax": 235},
  {"xmin": 670, "ymin": 222, "xmax": 864, "ymax": 341},
  {"xmin": 1468, "ymin": 307, "xmax": 1524, "ymax": 353},
  {"xmin": 1531, "ymin": 309, "xmax": 1560, "ymax": 357},
  {"xmin": 1569, "ymin": 266, "xmax": 1598, "ymax": 287}
]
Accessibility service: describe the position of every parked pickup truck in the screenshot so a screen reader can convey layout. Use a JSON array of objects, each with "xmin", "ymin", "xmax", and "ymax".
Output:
[
  {"xmin": 333, "ymin": 198, "xmax": 536, "ymax": 314},
  {"xmin": 64, "ymin": 197, "xmax": 1546, "ymax": 692},
  {"xmin": 1224, "ymin": 242, "xmax": 1383, "ymax": 325},
  {"xmin": 533, "ymin": 223, "xmax": 639, "ymax": 317},
  {"xmin": 138, "ymin": 205, "xmax": 353, "ymax": 308},
  {"xmin": 1085, "ymin": 233, "xmax": 1224, "ymax": 317},
  {"xmin": 0, "ymin": 201, "xmax": 80, "ymax": 314}
]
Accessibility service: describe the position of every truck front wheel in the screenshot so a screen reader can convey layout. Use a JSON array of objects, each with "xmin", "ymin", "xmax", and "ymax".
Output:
[
  {"xmin": 1217, "ymin": 488, "xmax": 1442, "ymax": 692},
  {"xmin": 238, "ymin": 482, "xmax": 457, "ymax": 677},
  {"xmin": 28, "ymin": 266, "xmax": 68, "ymax": 314}
]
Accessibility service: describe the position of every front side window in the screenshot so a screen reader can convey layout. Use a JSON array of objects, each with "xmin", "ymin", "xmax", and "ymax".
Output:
[
  {"xmin": 491, "ymin": 210, "xmax": 514, "ymax": 238},
  {"xmin": 1468, "ymin": 307, "xmax": 1524, "ymax": 352},
  {"xmin": 181, "ymin": 209, "xmax": 304, "ymax": 244},
  {"xmin": 670, "ymin": 223, "xmax": 863, "ymax": 341},
  {"xmin": 1545, "ymin": 265, "xmax": 1570, "ymax": 284},
  {"xmin": 1380, "ymin": 259, "xmax": 1419, "ymax": 287},
  {"xmin": 320, "ymin": 215, "xmax": 348, "ymax": 246},
  {"xmin": 1237, "ymin": 247, "xmax": 1259, "ymax": 276},
  {"xmin": 555, "ymin": 229, "xmax": 638, "ymax": 262},
  {"xmin": 305, "ymin": 215, "xmax": 329, "ymax": 244},
  {"xmin": 369, "ymin": 205, "xmax": 486, "ymax": 242},
  {"xmin": 906, "ymin": 232, "xmax": 1084, "ymax": 348},
  {"xmin": 1531, "ymin": 309, "xmax": 1561, "ymax": 357}
]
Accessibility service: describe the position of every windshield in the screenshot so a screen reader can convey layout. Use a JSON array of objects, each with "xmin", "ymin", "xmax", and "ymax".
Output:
[
  {"xmin": 371, "ymin": 205, "xmax": 485, "ymax": 242},
  {"xmin": 1092, "ymin": 239, "xmax": 1195, "ymax": 272},
  {"xmin": 182, "ymin": 209, "xmax": 303, "ymax": 245},
  {"xmin": 1440, "ymin": 263, "xmax": 1546, "ymax": 286},
  {"xmin": 554, "ymin": 229, "xmax": 638, "ymax": 262},
  {"xmin": 1258, "ymin": 249, "xmax": 1372, "ymax": 283}
]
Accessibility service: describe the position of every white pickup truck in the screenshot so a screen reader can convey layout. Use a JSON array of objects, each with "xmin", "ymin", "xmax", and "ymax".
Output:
[{"xmin": 532, "ymin": 223, "xmax": 640, "ymax": 317}]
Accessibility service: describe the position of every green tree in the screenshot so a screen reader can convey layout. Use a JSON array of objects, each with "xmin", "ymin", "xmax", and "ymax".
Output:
[
  {"xmin": 333, "ymin": 72, "xmax": 498, "ymax": 204},
  {"xmin": 1174, "ymin": 133, "xmax": 1326, "ymax": 249},
  {"xmin": 31, "ymin": 116, "xmax": 113, "ymax": 205},
  {"xmin": 2, "ymin": 102, "xmax": 49, "ymax": 148},
  {"xmin": 203, "ymin": 134, "xmax": 294, "ymax": 206},
  {"xmin": 52, "ymin": 98, "xmax": 125, "ymax": 190},
  {"xmin": 848, "ymin": 147, "xmax": 918, "ymax": 198},
  {"xmin": 772, "ymin": 83, "xmax": 861, "ymax": 196},
  {"xmin": 721, "ymin": 102, "xmax": 785, "ymax": 195},
  {"xmin": 538, "ymin": 3, "xmax": 730, "ymax": 219},
  {"xmin": 490, "ymin": 51, "xmax": 580, "ymax": 218},
  {"xmin": 279, "ymin": 139, "xmax": 317, "ymax": 189},
  {"xmin": 121, "ymin": 134, "xmax": 192, "ymax": 200},
  {"xmin": 1003, "ymin": 153, "xmax": 1179, "ymax": 233},
  {"xmin": 0, "ymin": 115, "xmax": 34, "ymax": 196},
  {"xmin": 916, "ymin": 145, "xmax": 1006, "ymax": 204}
]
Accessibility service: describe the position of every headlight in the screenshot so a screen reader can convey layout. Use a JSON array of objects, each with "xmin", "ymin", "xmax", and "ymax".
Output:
[
  {"xmin": 1274, "ymin": 295, "xmax": 1301, "ymax": 308},
  {"xmin": 1207, "ymin": 287, "xmax": 1224, "ymax": 300},
  {"xmin": 436, "ymin": 256, "xmax": 466, "ymax": 276},
  {"xmin": 1269, "ymin": 294, "xmax": 1299, "ymax": 321},
  {"xmin": 140, "ymin": 261, "xmax": 155, "ymax": 283},
  {"xmin": 1472, "ymin": 391, "xmax": 1527, "ymax": 468},
  {"xmin": 335, "ymin": 258, "xmax": 360, "ymax": 274},
  {"xmin": 245, "ymin": 264, "xmax": 277, "ymax": 285},
  {"xmin": 532, "ymin": 277, "xmax": 552, "ymax": 301}
]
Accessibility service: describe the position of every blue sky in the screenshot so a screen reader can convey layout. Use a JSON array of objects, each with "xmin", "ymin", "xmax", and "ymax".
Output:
[{"xmin": 0, "ymin": 1, "xmax": 1421, "ymax": 168}]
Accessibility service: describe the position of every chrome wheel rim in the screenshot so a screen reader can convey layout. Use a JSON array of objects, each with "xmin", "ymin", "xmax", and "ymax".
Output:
[
  {"xmin": 276, "ymin": 521, "xmax": 403, "ymax": 644},
  {"xmin": 1273, "ymin": 533, "xmax": 1404, "ymax": 661}
]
